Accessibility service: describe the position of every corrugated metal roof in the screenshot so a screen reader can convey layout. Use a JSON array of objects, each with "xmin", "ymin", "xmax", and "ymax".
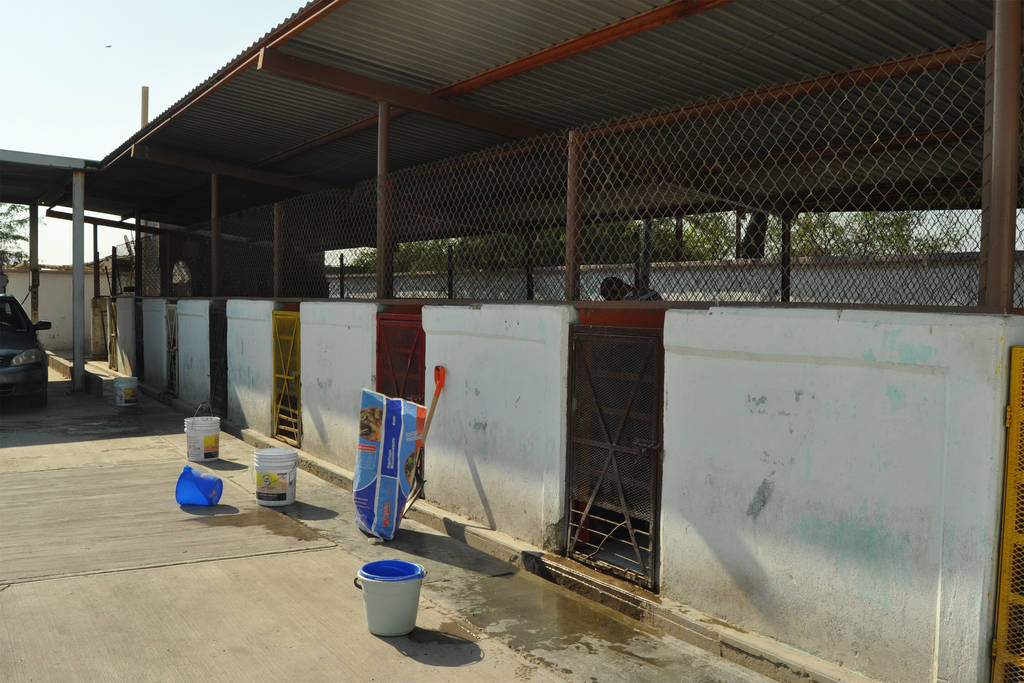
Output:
[{"xmin": 86, "ymin": 0, "xmax": 997, "ymax": 224}]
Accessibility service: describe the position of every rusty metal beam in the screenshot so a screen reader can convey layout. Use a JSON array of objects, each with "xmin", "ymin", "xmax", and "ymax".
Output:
[
  {"xmin": 47, "ymin": 209, "xmax": 160, "ymax": 234},
  {"xmin": 257, "ymin": 48, "xmax": 544, "ymax": 139},
  {"xmin": 131, "ymin": 143, "xmax": 329, "ymax": 193},
  {"xmin": 376, "ymin": 102, "xmax": 394, "ymax": 299},
  {"xmin": 566, "ymin": 131, "xmax": 582, "ymax": 301},
  {"xmin": 259, "ymin": 0, "xmax": 730, "ymax": 166},
  {"xmin": 211, "ymin": 173, "xmax": 221, "ymax": 298}
]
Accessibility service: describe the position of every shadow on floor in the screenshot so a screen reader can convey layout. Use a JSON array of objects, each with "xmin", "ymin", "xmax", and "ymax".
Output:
[{"xmin": 377, "ymin": 626, "xmax": 483, "ymax": 667}]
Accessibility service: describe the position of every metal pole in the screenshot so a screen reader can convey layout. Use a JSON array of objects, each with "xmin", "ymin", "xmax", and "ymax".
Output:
[
  {"xmin": 979, "ymin": 31, "xmax": 996, "ymax": 305},
  {"xmin": 447, "ymin": 244, "xmax": 454, "ymax": 299},
  {"xmin": 985, "ymin": 0, "xmax": 1021, "ymax": 309},
  {"xmin": 273, "ymin": 201, "xmax": 283, "ymax": 298},
  {"xmin": 565, "ymin": 131, "xmax": 581, "ymax": 301},
  {"xmin": 92, "ymin": 222, "xmax": 100, "ymax": 297},
  {"xmin": 211, "ymin": 173, "xmax": 220, "ymax": 298},
  {"xmin": 637, "ymin": 218, "xmax": 651, "ymax": 294},
  {"xmin": 525, "ymin": 231, "xmax": 535, "ymax": 301},
  {"xmin": 72, "ymin": 171, "xmax": 85, "ymax": 391},
  {"xmin": 29, "ymin": 203, "xmax": 38, "ymax": 322},
  {"xmin": 133, "ymin": 212, "xmax": 142, "ymax": 295},
  {"xmin": 339, "ymin": 253, "xmax": 345, "ymax": 299},
  {"xmin": 735, "ymin": 210, "xmax": 743, "ymax": 260},
  {"xmin": 376, "ymin": 101, "xmax": 393, "ymax": 299},
  {"xmin": 140, "ymin": 86, "xmax": 149, "ymax": 129},
  {"xmin": 111, "ymin": 246, "xmax": 118, "ymax": 296},
  {"xmin": 781, "ymin": 214, "xmax": 792, "ymax": 302}
]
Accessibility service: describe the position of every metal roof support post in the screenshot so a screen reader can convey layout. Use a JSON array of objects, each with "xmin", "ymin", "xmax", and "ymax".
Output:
[
  {"xmin": 134, "ymin": 213, "xmax": 143, "ymax": 296},
  {"xmin": 376, "ymin": 102, "xmax": 394, "ymax": 300},
  {"xmin": 29, "ymin": 203, "xmax": 38, "ymax": 322},
  {"xmin": 985, "ymin": 0, "xmax": 1021, "ymax": 310},
  {"xmin": 92, "ymin": 223, "xmax": 100, "ymax": 298},
  {"xmin": 72, "ymin": 170, "xmax": 86, "ymax": 392},
  {"xmin": 273, "ymin": 202, "xmax": 283, "ymax": 298},
  {"xmin": 781, "ymin": 213, "xmax": 793, "ymax": 303},
  {"xmin": 210, "ymin": 173, "xmax": 221, "ymax": 298},
  {"xmin": 566, "ymin": 131, "xmax": 581, "ymax": 301}
]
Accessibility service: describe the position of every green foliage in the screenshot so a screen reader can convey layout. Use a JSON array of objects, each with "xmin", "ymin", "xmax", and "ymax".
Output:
[
  {"xmin": 0, "ymin": 203, "xmax": 29, "ymax": 267},
  {"xmin": 340, "ymin": 209, "xmax": 966, "ymax": 275}
]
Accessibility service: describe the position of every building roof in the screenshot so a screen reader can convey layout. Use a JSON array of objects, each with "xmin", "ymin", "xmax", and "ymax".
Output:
[{"xmin": 21, "ymin": 0, "xmax": 996, "ymax": 224}]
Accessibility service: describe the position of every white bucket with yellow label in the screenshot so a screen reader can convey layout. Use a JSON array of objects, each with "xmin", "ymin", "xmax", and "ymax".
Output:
[
  {"xmin": 253, "ymin": 447, "xmax": 298, "ymax": 507},
  {"xmin": 113, "ymin": 377, "xmax": 138, "ymax": 407},
  {"xmin": 184, "ymin": 416, "xmax": 221, "ymax": 461}
]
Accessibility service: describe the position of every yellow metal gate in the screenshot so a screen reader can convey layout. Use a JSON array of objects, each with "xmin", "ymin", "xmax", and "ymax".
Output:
[
  {"xmin": 994, "ymin": 347, "xmax": 1024, "ymax": 681},
  {"xmin": 272, "ymin": 310, "xmax": 301, "ymax": 447}
]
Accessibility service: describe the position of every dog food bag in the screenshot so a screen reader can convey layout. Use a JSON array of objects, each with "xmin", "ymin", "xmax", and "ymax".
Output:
[{"xmin": 353, "ymin": 388, "xmax": 426, "ymax": 540}]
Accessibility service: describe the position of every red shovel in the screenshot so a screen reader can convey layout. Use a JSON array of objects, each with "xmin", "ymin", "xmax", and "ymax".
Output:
[{"xmin": 403, "ymin": 365, "xmax": 445, "ymax": 517}]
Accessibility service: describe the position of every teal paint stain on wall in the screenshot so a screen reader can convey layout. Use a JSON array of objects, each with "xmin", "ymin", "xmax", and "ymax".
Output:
[
  {"xmin": 885, "ymin": 385, "xmax": 907, "ymax": 410},
  {"xmin": 862, "ymin": 350, "xmax": 877, "ymax": 362},
  {"xmin": 791, "ymin": 510, "xmax": 911, "ymax": 589},
  {"xmin": 897, "ymin": 343, "xmax": 936, "ymax": 366}
]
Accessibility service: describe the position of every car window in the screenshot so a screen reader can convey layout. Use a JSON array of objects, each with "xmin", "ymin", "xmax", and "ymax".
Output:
[{"xmin": 0, "ymin": 300, "xmax": 30, "ymax": 332}]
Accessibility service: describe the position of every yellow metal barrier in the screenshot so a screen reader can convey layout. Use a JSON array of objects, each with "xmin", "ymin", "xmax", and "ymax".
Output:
[
  {"xmin": 994, "ymin": 347, "xmax": 1024, "ymax": 681},
  {"xmin": 272, "ymin": 310, "xmax": 301, "ymax": 447}
]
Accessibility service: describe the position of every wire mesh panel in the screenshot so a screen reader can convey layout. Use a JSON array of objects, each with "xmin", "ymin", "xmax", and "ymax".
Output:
[
  {"xmin": 567, "ymin": 325, "xmax": 663, "ymax": 590},
  {"xmin": 384, "ymin": 133, "xmax": 569, "ymax": 300},
  {"xmin": 272, "ymin": 310, "xmax": 301, "ymax": 447},
  {"xmin": 995, "ymin": 347, "xmax": 1024, "ymax": 680},
  {"xmin": 166, "ymin": 304, "xmax": 178, "ymax": 398},
  {"xmin": 573, "ymin": 43, "xmax": 986, "ymax": 305}
]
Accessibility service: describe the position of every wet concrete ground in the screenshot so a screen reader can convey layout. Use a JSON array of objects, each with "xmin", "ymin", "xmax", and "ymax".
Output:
[{"xmin": 0, "ymin": 373, "xmax": 769, "ymax": 682}]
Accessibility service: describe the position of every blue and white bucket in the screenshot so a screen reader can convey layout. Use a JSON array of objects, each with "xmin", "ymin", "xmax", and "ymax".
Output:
[{"xmin": 353, "ymin": 560, "xmax": 427, "ymax": 636}]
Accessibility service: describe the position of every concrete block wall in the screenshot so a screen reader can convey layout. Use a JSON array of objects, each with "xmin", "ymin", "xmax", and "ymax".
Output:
[
  {"xmin": 141, "ymin": 299, "xmax": 168, "ymax": 392},
  {"xmin": 659, "ymin": 307, "xmax": 1024, "ymax": 682},
  {"xmin": 176, "ymin": 300, "xmax": 210, "ymax": 409},
  {"xmin": 226, "ymin": 300, "xmax": 278, "ymax": 435},
  {"xmin": 422, "ymin": 304, "xmax": 576, "ymax": 550},
  {"xmin": 299, "ymin": 302, "xmax": 377, "ymax": 470},
  {"xmin": 112, "ymin": 296, "xmax": 136, "ymax": 376}
]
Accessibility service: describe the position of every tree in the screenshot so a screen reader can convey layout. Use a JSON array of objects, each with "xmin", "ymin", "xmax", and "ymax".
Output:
[{"xmin": 0, "ymin": 203, "xmax": 29, "ymax": 267}]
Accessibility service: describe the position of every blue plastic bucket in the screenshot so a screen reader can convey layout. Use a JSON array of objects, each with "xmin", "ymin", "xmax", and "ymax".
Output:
[
  {"xmin": 175, "ymin": 465, "xmax": 223, "ymax": 506},
  {"xmin": 354, "ymin": 560, "xmax": 427, "ymax": 636}
]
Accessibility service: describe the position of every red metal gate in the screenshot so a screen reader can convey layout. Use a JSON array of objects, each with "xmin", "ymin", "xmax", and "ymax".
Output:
[
  {"xmin": 567, "ymin": 324, "xmax": 663, "ymax": 590},
  {"xmin": 376, "ymin": 313, "xmax": 425, "ymax": 405}
]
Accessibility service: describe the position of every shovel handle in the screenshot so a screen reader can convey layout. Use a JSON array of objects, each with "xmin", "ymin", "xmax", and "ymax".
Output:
[{"xmin": 433, "ymin": 365, "xmax": 446, "ymax": 398}]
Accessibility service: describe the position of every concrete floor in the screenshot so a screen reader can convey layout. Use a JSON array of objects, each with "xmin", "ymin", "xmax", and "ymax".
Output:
[{"xmin": 0, "ymin": 372, "xmax": 769, "ymax": 682}]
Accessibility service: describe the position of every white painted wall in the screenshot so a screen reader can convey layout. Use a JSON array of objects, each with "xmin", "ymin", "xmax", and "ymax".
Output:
[
  {"xmin": 141, "ymin": 299, "xmax": 168, "ymax": 391},
  {"xmin": 4, "ymin": 268, "xmax": 108, "ymax": 350},
  {"xmin": 422, "ymin": 304, "xmax": 575, "ymax": 549},
  {"xmin": 176, "ymin": 300, "xmax": 210, "ymax": 408},
  {"xmin": 661, "ymin": 307, "xmax": 1024, "ymax": 683},
  {"xmin": 300, "ymin": 302, "xmax": 377, "ymax": 470},
  {"xmin": 112, "ymin": 296, "xmax": 136, "ymax": 376},
  {"xmin": 227, "ymin": 300, "xmax": 278, "ymax": 434}
]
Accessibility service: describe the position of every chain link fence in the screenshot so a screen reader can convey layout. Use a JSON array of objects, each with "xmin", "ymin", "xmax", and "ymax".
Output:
[{"xmin": 117, "ymin": 41, "xmax": 1022, "ymax": 310}]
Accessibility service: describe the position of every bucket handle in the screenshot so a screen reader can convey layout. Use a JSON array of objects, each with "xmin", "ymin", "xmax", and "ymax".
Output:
[
  {"xmin": 353, "ymin": 569, "xmax": 428, "ymax": 590},
  {"xmin": 193, "ymin": 402, "xmax": 213, "ymax": 417}
]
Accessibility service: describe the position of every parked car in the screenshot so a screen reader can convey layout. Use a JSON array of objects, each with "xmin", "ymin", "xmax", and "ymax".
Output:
[{"xmin": 0, "ymin": 295, "xmax": 51, "ymax": 407}]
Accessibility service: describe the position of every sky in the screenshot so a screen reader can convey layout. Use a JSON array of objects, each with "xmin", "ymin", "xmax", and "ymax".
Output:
[{"xmin": 0, "ymin": 0, "xmax": 304, "ymax": 265}]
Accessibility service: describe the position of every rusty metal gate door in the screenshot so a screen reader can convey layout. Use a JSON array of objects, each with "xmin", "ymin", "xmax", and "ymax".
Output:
[
  {"xmin": 209, "ymin": 303, "xmax": 227, "ymax": 417},
  {"xmin": 273, "ymin": 310, "xmax": 301, "ymax": 447},
  {"xmin": 994, "ymin": 347, "xmax": 1024, "ymax": 680},
  {"xmin": 567, "ymin": 325, "xmax": 663, "ymax": 591},
  {"xmin": 376, "ymin": 313, "xmax": 425, "ymax": 405},
  {"xmin": 166, "ymin": 304, "xmax": 178, "ymax": 397},
  {"xmin": 108, "ymin": 299, "xmax": 119, "ymax": 373}
]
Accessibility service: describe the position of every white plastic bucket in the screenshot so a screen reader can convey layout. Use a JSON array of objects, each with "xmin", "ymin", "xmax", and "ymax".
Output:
[
  {"xmin": 184, "ymin": 416, "xmax": 221, "ymax": 461},
  {"xmin": 253, "ymin": 447, "xmax": 298, "ymax": 506},
  {"xmin": 112, "ymin": 377, "xmax": 138, "ymax": 407},
  {"xmin": 355, "ymin": 560, "xmax": 426, "ymax": 637}
]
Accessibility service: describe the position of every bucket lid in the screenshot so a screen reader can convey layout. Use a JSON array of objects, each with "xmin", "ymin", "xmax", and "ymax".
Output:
[
  {"xmin": 358, "ymin": 560, "xmax": 425, "ymax": 582},
  {"xmin": 254, "ymin": 447, "xmax": 296, "ymax": 457}
]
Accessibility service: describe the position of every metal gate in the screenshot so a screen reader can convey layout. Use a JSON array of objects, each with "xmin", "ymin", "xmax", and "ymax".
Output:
[
  {"xmin": 994, "ymin": 347, "xmax": 1024, "ymax": 680},
  {"xmin": 376, "ymin": 313, "xmax": 425, "ymax": 405},
  {"xmin": 108, "ymin": 299, "xmax": 119, "ymax": 373},
  {"xmin": 209, "ymin": 303, "xmax": 227, "ymax": 417},
  {"xmin": 134, "ymin": 298, "xmax": 144, "ymax": 381},
  {"xmin": 272, "ymin": 310, "xmax": 301, "ymax": 447},
  {"xmin": 166, "ymin": 304, "xmax": 178, "ymax": 397},
  {"xmin": 566, "ymin": 325, "xmax": 663, "ymax": 591}
]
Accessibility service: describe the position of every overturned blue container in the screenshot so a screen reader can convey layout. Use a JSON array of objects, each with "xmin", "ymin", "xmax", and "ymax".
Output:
[{"xmin": 175, "ymin": 465, "xmax": 223, "ymax": 506}]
